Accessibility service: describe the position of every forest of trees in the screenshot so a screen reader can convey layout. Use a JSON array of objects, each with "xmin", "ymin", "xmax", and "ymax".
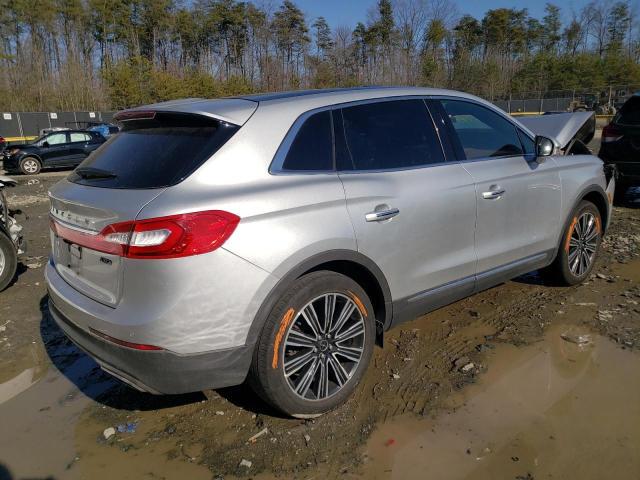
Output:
[{"xmin": 0, "ymin": 0, "xmax": 639, "ymax": 111}]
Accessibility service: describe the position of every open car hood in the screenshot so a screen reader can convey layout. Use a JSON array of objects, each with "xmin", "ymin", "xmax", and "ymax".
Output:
[{"xmin": 517, "ymin": 111, "xmax": 596, "ymax": 150}]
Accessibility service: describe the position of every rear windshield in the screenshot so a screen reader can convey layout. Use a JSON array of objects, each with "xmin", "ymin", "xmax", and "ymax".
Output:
[
  {"xmin": 617, "ymin": 96, "xmax": 640, "ymax": 126},
  {"xmin": 68, "ymin": 112, "xmax": 239, "ymax": 189}
]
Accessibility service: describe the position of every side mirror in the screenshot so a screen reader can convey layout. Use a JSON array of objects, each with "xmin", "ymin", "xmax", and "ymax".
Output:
[
  {"xmin": 42, "ymin": 141, "xmax": 50, "ymax": 148},
  {"xmin": 535, "ymin": 136, "xmax": 554, "ymax": 161}
]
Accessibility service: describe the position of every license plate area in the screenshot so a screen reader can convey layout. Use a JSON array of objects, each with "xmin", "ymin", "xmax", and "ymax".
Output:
[{"xmin": 51, "ymin": 231, "xmax": 123, "ymax": 306}]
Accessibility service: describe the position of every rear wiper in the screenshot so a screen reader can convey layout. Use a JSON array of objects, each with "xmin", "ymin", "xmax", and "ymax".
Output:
[{"xmin": 74, "ymin": 167, "xmax": 117, "ymax": 179}]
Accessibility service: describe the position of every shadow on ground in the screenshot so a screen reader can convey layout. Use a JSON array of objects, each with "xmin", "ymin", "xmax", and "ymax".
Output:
[
  {"xmin": 39, "ymin": 294, "xmax": 206, "ymax": 412},
  {"xmin": 615, "ymin": 184, "xmax": 640, "ymax": 208}
]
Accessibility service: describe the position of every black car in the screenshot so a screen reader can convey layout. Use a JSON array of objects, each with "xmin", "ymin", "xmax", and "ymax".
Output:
[
  {"xmin": 2, "ymin": 130, "xmax": 106, "ymax": 175},
  {"xmin": 599, "ymin": 94, "xmax": 640, "ymax": 190}
]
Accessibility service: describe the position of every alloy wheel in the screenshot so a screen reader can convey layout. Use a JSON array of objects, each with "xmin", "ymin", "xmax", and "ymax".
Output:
[
  {"xmin": 568, "ymin": 212, "xmax": 599, "ymax": 277},
  {"xmin": 0, "ymin": 245, "xmax": 5, "ymax": 276},
  {"xmin": 23, "ymin": 159, "xmax": 39, "ymax": 174},
  {"xmin": 282, "ymin": 293, "xmax": 366, "ymax": 401}
]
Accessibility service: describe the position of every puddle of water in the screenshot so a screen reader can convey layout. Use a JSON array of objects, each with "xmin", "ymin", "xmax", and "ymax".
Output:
[
  {"xmin": 0, "ymin": 351, "xmax": 116, "ymax": 479},
  {"xmin": 361, "ymin": 325, "xmax": 640, "ymax": 480},
  {"xmin": 73, "ymin": 419, "xmax": 212, "ymax": 480},
  {"xmin": 0, "ymin": 367, "xmax": 38, "ymax": 404}
]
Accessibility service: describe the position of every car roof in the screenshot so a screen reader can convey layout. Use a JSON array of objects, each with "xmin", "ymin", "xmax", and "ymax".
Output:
[
  {"xmin": 236, "ymin": 86, "xmax": 397, "ymax": 102},
  {"xmin": 45, "ymin": 129, "xmax": 92, "ymax": 134},
  {"xmin": 233, "ymin": 86, "xmax": 482, "ymax": 104},
  {"xmin": 124, "ymin": 87, "xmax": 489, "ymax": 126}
]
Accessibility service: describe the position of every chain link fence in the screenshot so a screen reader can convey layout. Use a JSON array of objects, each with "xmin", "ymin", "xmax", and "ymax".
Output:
[{"xmin": 492, "ymin": 84, "xmax": 640, "ymax": 115}]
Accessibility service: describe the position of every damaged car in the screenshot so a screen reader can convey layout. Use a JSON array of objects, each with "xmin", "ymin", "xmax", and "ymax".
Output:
[
  {"xmin": 599, "ymin": 93, "xmax": 640, "ymax": 191},
  {"xmin": 0, "ymin": 175, "xmax": 25, "ymax": 291},
  {"xmin": 45, "ymin": 87, "xmax": 615, "ymax": 417}
]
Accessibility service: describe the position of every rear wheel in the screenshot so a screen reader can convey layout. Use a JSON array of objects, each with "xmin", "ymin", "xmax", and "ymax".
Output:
[
  {"xmin": 19, "ymin": 157, "xmax": 41, "ymax": 175},
  {"xmin": 543, "ymin": 200, "xmax": 602, "ymax": 286},
  {"xmin": 0, "ymin": 232, "xmax": 18, "ymax": 291},
  {"xmin": 249, "ymin": 271, "xmax": 375, "ymax": 417}
]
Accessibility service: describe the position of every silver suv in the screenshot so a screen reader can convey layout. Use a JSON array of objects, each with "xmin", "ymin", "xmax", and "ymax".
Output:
[{"xmin": 46, "ymin": 87, "xmax": 615, "ymax": 417}]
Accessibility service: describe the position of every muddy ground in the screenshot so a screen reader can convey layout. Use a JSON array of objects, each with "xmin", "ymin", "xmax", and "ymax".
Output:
[{"xmin": 0, "ymin": 168, "xmax": 639, "ymax": 480}]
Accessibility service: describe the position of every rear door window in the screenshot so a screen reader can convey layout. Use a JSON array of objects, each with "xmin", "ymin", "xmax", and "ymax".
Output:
[
  {"xmin": 70, "ymin": 132, "xmax": 91, "ymax": 142},
  {"xmin": 281, "ymin": 110, "xmax": 333, "ymax": 171},
  {"xmin": 336, "ymin": 99, "xmax": 444, "ymax": 171},
  {"xmin": 441, "ymin": 100, "xmax": 524, "ymax": 159},
  {"xmin": 68, "ymin": 113, "xmax": 239, "ymax": 189}
]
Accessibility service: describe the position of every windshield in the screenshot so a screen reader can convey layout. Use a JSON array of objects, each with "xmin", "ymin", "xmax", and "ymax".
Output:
[{"xmin": 67, "ymin": 112, "xmax": 239, "ymax": 189}]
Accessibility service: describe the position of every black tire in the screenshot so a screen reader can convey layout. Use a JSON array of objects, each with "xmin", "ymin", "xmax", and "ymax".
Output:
[
  {"xmin": 19, "ymin": 156, "xmax": 41, "ymax": 175},
  {"xmin": 543, "ymin": 200, "xmax": 602, "ymax": 286},
  {"xmin": 249, "ymin": 271, "xmax": 375, "ymax": 417},
  {"xmin": 0, "ymin": 232, "xmax": 18, "ymax": 292}
]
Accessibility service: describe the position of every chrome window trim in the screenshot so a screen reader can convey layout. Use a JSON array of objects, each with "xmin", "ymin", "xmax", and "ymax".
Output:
[{"xmin": 269, "ymin": 95, "xmax": 450, "ymax": 176}]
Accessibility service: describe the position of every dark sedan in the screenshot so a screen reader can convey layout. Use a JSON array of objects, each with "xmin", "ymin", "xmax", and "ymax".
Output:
[
  {"xmin": 2, "ymin": 130, "xmax": 106, "ymax": 175},
  {"xmin": 599, "ymin": 94, "xmax": 640, "ymax": 191}
]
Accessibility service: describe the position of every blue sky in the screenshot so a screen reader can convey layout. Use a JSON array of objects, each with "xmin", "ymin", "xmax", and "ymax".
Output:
[{"xmin": 293, "ymin": 0, "xmax": 596, "ymax": 28}]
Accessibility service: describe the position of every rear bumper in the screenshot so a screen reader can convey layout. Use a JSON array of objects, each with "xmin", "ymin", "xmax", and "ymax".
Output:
[{"xmin": 48, "ymin": 296, "xmax": 253, "ymax": 394}]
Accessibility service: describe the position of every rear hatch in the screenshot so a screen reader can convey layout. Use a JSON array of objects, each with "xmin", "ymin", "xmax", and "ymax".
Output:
[{"xmin": 48, "ymin": 102, "xmax": 252, "ymax": 306}]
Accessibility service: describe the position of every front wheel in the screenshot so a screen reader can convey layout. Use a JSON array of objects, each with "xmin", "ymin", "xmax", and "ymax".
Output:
[
  {"xmin": 249, "ymin": 271, "xmax": 375, "ymax": 417},
  {"xmin": 543, "ymin": 200, "xmax": 602, "ymax": 286},
  {"xmin": 19, "ymin": 157, "xmax": 41, "ymax": 175},
  {"xmin": 0, "ymin": 232, "xmax": 18, "ymax": 291}
]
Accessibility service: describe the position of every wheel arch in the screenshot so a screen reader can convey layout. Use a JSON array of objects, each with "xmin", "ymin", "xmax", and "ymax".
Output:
[
  {"xmin": 246, "ymin": 250, "xmax": 392, "ymax": 349},
  {"xmin": 555, "ymin": 184, "xmax": 609, "ymax": 251},
  {"xmin": 581, "ymin": 188, "xmax": 609, "ymax": 232},
  {"xmin": 19, "ymin": 153, "xmax": 43, "ymax": 163}
]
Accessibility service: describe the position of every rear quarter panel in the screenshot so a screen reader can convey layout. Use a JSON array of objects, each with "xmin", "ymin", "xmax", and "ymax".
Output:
[
  {"xmin": 135, "ymin": 103, "xmax": 357, "ymax": 349},
  {"xmin": 137, "ymin": 102, "xmax": 358, "ymax": 278}
]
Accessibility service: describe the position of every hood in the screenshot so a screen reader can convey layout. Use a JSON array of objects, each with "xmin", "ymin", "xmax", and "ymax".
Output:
[
  {"xmin": 5, "ymin": 143, "xmax": 37, "ymax": 153},
  {"xmin": 6, "ymin": 143, "xmax": 31, "ymax": 150},
  {"xmin": 517, "ymin": 111, "xmax": 596, "ymax": 149}
]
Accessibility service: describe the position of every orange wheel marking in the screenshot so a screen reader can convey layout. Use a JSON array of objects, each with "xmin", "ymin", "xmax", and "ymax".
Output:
[
  {"xmin": 348, "ymin": 291, "xmax": 368, "ymax": 317},
  {"xmin": 272, "ymin": 308, "xmax": 295, "ymax": 369},
  {"xmin": 564, "ymin": 217, "xmax": 578, "ymax": 253}
]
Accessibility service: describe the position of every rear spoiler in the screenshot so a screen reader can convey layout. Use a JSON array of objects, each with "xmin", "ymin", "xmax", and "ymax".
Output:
[
  {"xmin": 116, "ymin": 98, "xmax": 258, "ymax": 127},
  {"xmin": 517, "ymin": 112, "xmax": 596, "ymax": 150}
]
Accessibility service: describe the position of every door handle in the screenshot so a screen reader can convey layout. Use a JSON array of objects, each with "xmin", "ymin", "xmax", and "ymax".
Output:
[
  {"xmin": 365, "ymin": 208, "xmax": 400, "ymax": 222},
  {"xmin": 482, "ymin": 188, "xmax": 506, "ymax": 200}
]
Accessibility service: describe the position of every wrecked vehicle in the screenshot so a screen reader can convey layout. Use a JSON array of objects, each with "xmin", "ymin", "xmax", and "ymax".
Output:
[
  {"xmin": 599, "ymin": 94, "xmax": 640, "ymax": 191},
  {"xmin": 45, "ymin": 87, "xmax": 615, "ymax": 417},
  {"xmin": 518, "ymin": 111, "xmax": 596, "ymax": 155},
  {"xmin": 0, "ymin": 175, "xmax": 25, "ymax": 291}
]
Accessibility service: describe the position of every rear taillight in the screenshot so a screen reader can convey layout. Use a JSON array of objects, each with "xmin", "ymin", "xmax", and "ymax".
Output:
[
  {"xmin": 602, "ymin": 124, "xmax": 624, "ymax": 143},
  {"xmin": 50, "ymin": 210, "xmax": 240, "ymax": 259}
]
